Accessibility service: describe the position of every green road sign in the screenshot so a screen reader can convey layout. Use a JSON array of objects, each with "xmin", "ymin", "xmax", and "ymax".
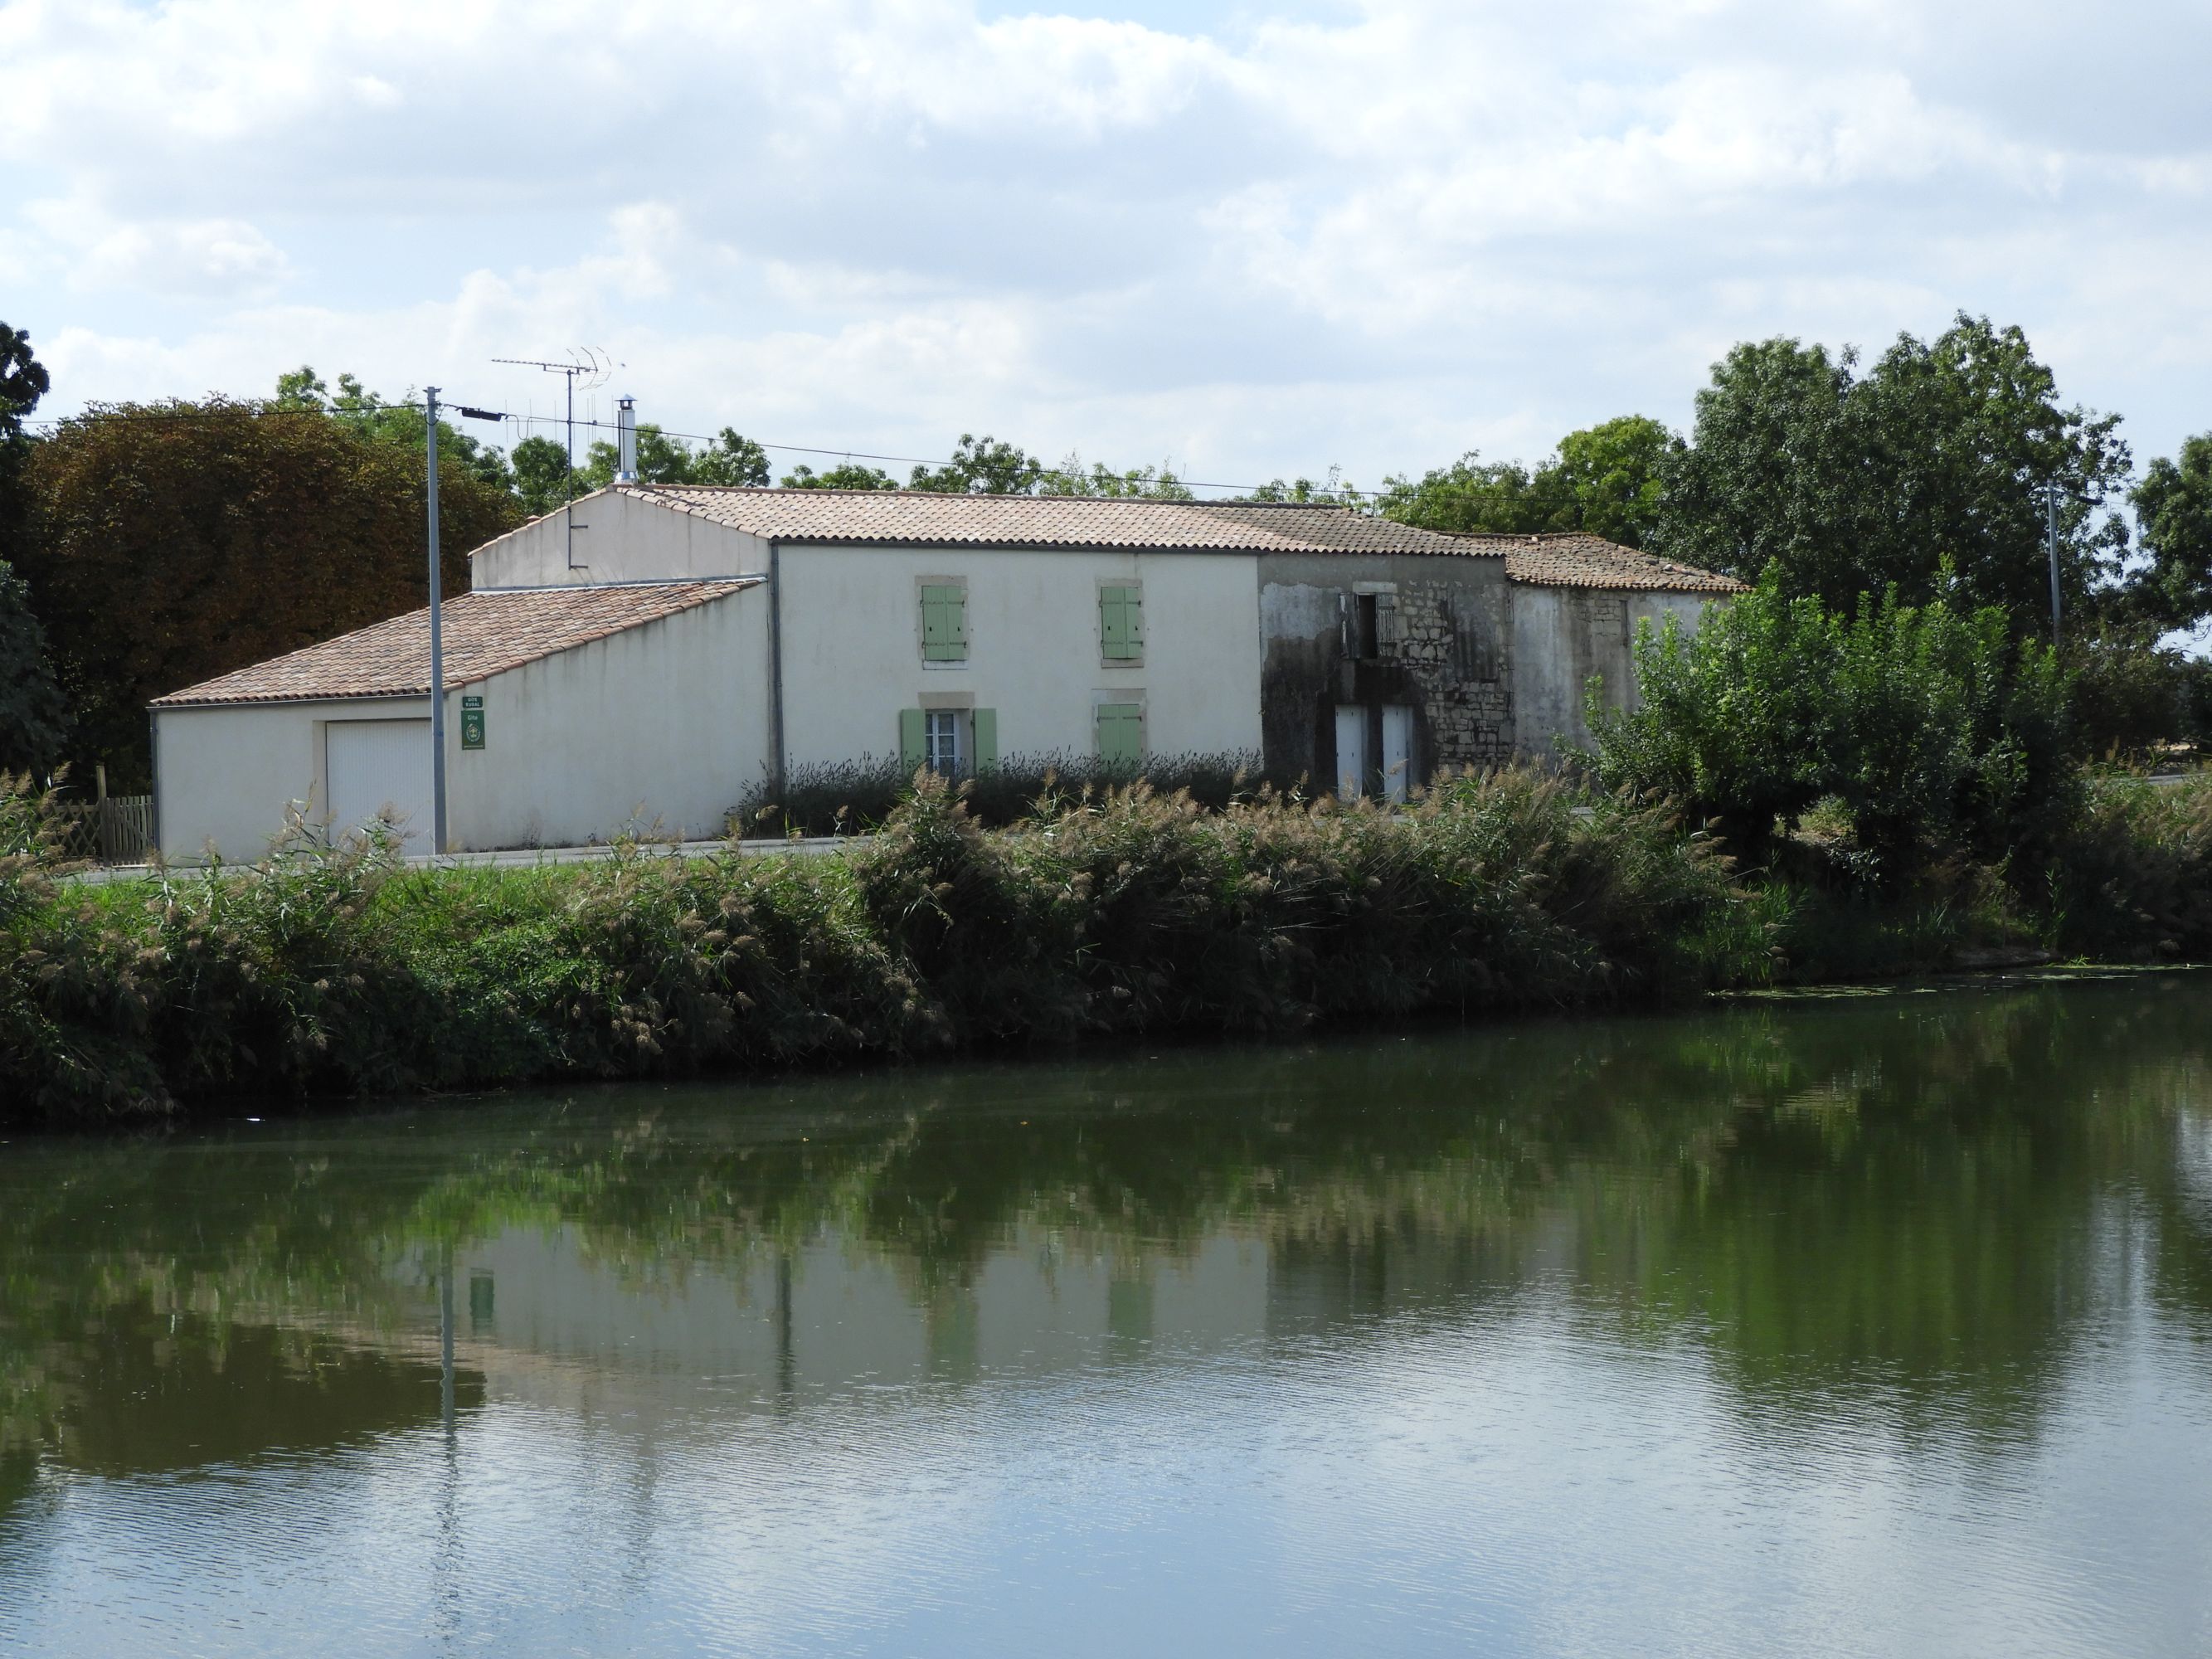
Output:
[{"xmin": 460, "ymin": 694, "xmax": 485, "ymax": 750}]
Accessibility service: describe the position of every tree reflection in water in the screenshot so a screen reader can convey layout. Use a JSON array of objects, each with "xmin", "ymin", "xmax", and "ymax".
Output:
[{"xmin": 2, "ymin": 972, "xmax": 2210, "ymax": 1482}]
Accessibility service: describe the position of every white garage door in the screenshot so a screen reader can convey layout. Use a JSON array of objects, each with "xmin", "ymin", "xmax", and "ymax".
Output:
[{"xmin": 326, "ymin": 719, "xmax": 433, "ymax": 849}]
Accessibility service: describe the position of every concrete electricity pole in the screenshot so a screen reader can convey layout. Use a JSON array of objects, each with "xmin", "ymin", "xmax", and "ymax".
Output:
[{"xmin": 425, "ymin": 385, "xmax": 448, "ymax": 854}]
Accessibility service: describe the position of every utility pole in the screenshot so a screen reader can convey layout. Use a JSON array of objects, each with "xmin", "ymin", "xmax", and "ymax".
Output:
[
  {"xmin": 426, "ymin": 386, "xmax": 449, "ymax": 855},
  {"xmin": 2046, "ymin": 481, "xmax": 2062, "ymax": 649}
]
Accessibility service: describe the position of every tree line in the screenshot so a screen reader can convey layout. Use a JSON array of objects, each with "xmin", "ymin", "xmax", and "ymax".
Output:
[{"xmin": 2, "ymin": 310, "xmax": 2208, "ymax": 790}]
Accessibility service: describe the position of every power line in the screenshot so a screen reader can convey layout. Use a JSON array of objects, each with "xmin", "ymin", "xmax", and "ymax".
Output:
[
  {"xmin": 497, "ymin": 409, "xmax": 1378, "ymax": 500},
  {"xmin": 21, "ymin": 401, "xmax": 1377, "ymax": 500}
]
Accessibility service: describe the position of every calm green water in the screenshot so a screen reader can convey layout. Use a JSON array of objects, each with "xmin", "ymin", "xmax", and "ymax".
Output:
[{"xmin": 5, "ymin": 975, "xmax": 2212, "ymax": 1657}]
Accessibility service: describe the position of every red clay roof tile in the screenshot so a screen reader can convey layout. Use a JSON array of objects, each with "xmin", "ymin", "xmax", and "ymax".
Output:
[{"xmin": 150, "ymin": 579, "xmax": 759, "ymax": 708}]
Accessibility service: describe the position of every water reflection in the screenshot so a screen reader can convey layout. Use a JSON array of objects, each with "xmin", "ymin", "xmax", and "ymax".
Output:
[{"xmin": 3, "ymin": 974, "xmax": 2211, "ymax": 1655}]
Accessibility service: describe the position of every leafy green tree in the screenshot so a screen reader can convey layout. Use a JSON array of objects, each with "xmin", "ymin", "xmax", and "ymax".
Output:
[
  {"xmin": 907, "ymin": 433, "xmax": 1043, "ymax": 494},
  {"xmin": 2127, "ymin": 434, "xmax": 2212, "ymax": 631},
  {"xmin": 275, "ymin": 366, "xmax": 516, "ymax": 492},
  {"xmin": 511, "ymin": 435, "xmax": 584, "ymax": 516},
  {"xmin": 1244, "ymin": 465, "xmax": 1361, "ymax": 506},
  {"xmin": 1587, "ymin": 570, "xmax": 2075, "ymax": 872},
  {"xmin": 0, "ymin": 322, "xmax": 66, "ymax": 771},
  {"xmin": 0, "ymin": 322, "xmax": 46, "ymax": 450},
  {"xmin": 1035, "ymin": 453, "xmax": 1193, "ymax": 499},
  {"xmin": 0, "ymin": 562, "xmax": 68, "ymax": 773},
  {"xmin": 1653, "ymin": 316, "xmax": 2132, "ymax": 628},
  {"xmin": 1549, "ymin": 416, "xmax": 1674, "ymax": 547},
  {"xmin": 1378, "ymin": 418, "xmax": 1670, "ymax": 544},
  {"xmin": 1378, "ymin": 453, "xmax": 1558, "ymax": 533},
  {"xmin": 581, "ymin": 422, "xmax": 691, "ymax": 488},
  {"xmin": 17, "ymin": 398, "xmax": 521, "ymax": 786},
  {"xmin": 2064, "ymin": 624, "xmax": 2209, "ymax": 757},
  {"xmin": 780, "ymin": 460, "xmax": 898, "ymax": 490},
  {"xmin": 580, "ymin": 424, "xmax": 773, "ymax": 490},
  {"xmin": 693, "ymin": 428, "xmax": 771, "ymax": 487}
]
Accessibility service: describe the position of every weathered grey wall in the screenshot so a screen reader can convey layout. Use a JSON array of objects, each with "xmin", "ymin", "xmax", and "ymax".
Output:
[
  {"xmin": 1258, "ymin": 552, "xmax": 1513, "ymax": 789},
  {"xmin": 1510, "ymin": 587, "xmax": 1715, "ymax": 760}
]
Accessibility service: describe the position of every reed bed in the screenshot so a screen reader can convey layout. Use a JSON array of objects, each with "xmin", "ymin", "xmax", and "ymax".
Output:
[
  {"xmin": 6, "ymin": 766, "xmax": 2206, "ymax": 1127},
  {"xmin": 2, "ymin": 770, "xmax": 1758, "ymax": 1123}
]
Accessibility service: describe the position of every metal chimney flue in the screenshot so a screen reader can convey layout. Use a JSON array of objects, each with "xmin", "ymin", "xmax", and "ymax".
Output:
[{"xmin": 615, "ymin": 396, "xmax": 638, "ymax": 483}]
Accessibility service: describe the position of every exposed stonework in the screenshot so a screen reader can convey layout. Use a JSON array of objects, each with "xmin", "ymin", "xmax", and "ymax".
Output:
[
  {"xmin": 1386, "ymin": 577, "xmax": 1514, "ymax": 767},
  {"xmin": 1259, "ymin": 552, "xmax": 1514, "ymax": 790},
  {"xmin": 1260, "ymin": 543, "xmax": 1731, "ymax": 788}
]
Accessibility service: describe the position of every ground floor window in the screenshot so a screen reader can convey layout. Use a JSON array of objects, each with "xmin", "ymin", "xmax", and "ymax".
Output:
[
  {"xmin": 925, "ymin": 708, "xmax": 966, "ymax": 778},
  {"xmin": 1096, "ymin": 702, "xmax": 1145, "ymax": 766},
  {"xmin": 900, "ymin": 705, "xmax": 998, "ymax": 777}
]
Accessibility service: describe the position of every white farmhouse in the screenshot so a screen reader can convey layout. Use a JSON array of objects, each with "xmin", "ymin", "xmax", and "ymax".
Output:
[{"xmin": 149, "ymin": 487, "xmax": 1739, "ymax": 860}]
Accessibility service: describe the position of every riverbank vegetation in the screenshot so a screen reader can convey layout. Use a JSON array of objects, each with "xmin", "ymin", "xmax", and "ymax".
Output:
[
  {"xmin": 1, "ymin": 767, "xmax": 1763, "ymax": 1124},
  {"xmin": 5, "ymin": 734, "xmax": 2210, "ymax": 1126}
]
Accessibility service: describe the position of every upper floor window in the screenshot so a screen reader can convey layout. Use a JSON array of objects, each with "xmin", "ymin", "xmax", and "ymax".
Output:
[
  {"xmin": 921, "ymin": 582, "xmax": 968, "ymax": 662},
  {"xmin": 1100, "ymin": 583, "xmax": 1144, "ymax": 663},
  {"xmin": 1344, "ymin": 587, "xmax": 1399, "ymax": 660}
]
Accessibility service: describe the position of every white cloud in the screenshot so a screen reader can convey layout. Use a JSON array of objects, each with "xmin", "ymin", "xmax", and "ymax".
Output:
[
  {"xmin": 20, "ymin": 196, "xmax": 291, "ymax": 296},
  {"xmin": 2, "ymin": 0, "xmax": 2208, "ymax": 479}
]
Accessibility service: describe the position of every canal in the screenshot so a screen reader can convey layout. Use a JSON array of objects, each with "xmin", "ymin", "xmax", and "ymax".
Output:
[{"xmin": 3, "ymin": 973, "xmax": 2210, "ymax": 1655}]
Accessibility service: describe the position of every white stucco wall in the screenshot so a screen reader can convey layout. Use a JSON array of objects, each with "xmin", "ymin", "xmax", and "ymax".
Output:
[
  {"xmin": 1511, "ymin": 586, "xmax": 1719, "ymax": 760},
  {"xmin": 470, "ymin": 490, "xmax": 766, "ymax": 589},
  {"xmin": 447, "ymin": 586, "xmax": 771, "ymax": 849},
  {"xmin": 154, "ymin": 589, "xmax": 770, "ymax": 860},
  {"xmin": 153, "ymin": 694, "xmax": 426, "ymax": 862},
  {"xmin": 775, "ymin": 543, "xmax": 1264, "ymax": 766}
]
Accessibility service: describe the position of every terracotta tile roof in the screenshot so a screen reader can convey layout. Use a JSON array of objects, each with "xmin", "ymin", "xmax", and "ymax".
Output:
[
  {"xmin": 552, "ymin": 485, "xmax": 1483, "ymax": 556},
  {"xmin": 150, "ymin": 579, "xmax": 760, "ymax": 708},
  {"xmin": 1449, "ymin": 532, "xmax": 1746, "ymax": 594}
]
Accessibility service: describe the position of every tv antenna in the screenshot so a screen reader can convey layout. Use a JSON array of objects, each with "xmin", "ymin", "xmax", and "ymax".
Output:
[{"xmin": 493, "ymin": 348, "xmax": 616, "ymax": 567}]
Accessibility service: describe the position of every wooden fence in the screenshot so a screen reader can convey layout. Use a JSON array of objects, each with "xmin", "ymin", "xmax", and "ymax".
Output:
[{"xmin": 54, "ymin": 795, "xmax": 156, "ymax": 865}]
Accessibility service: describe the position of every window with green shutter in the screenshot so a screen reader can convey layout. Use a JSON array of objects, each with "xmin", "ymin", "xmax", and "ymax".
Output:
[
  {"xmin": 1099, "ymin": 584, "xmax": 1144, "ymax": 662},
  {"xmin": 900, "ymin": 707, "xmax": 995, "ymax": 776},
  {"xmin": 1096, "ymin": 703, "xmax": 1144, "ymax": 766},
  {"xmin": 921, "ymin": 584, "xmax": 968, "ymax": 661}
]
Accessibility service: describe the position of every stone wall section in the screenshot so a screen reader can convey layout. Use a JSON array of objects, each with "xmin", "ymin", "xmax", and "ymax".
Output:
[{"xmin": 1386, "ymin": 577, "xmax": 1514, "ymax": 768}]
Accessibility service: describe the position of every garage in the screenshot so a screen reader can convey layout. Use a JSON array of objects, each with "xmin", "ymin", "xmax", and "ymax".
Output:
[
  {"xmin": 325, "ymin": 718, "xmax": 433, "ymax": 849},
  {"xmin": 148, "ymin": 578, "xmax": 767, "ymax": 863}
]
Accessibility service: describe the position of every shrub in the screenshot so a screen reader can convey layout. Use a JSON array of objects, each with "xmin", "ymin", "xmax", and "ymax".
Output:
[
  {"xmin": 2067, "ymin": 631, "xmax": 2207, "ymax": 760},
  {"xmin": 2, "ymin": 770, "xmax": 1770, "ymax": 1124},
  {"xmin": 1585, "ymin": 571, "xmax": 2077, "ymax": 878},
  {"xmin": 2044, "ymin": 771, "xmax": 2212, "ymax": 961},
  {"xmin": 731, "ymin": 749, "xmax": 1268, "ymax": 838}
]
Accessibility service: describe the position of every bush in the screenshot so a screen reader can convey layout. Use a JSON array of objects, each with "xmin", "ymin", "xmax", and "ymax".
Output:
[
  {"xmin": 1586, "ymin": 571, "xmax": 2077, "ymax": 878},
  {"xmin": 731, "ymin": 749, "xmax": 1269, "ymax": 838},
  {"xmin": 2044, "ymin": 771, "xmax": 2212, "ymax": 961},
  {"xmin": 1, "ymin": 769, "xmax": 1767, "ymax": 1125},
  {"xmin": 2067, "ymin": 631, "xmax": 2208, "ymax": 760}
]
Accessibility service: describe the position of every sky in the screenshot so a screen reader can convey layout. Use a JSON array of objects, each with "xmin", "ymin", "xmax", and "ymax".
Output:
[{"xmin": 2, "ymin": 0, "xmax": 2208, "ymax": 493}]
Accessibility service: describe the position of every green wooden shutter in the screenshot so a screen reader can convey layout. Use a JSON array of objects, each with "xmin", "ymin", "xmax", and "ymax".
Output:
[
  {"xmin": 1100, "ymin": 585, "xmax": 1144, "ymax": 660},
  {"xmin": 899, "ymin": 708, "xmax": 926, "ymax": 768},
  {"xmin": 973, "ymin": 708, "xmax": 998, "ymax": 771},
  {"xmin": 921, "ymin": 585, "xmax": 968, "ymax": 661},
  {"xmin": 1096, "ymin": 703, "xmax": 1144, "ymax": 766}
]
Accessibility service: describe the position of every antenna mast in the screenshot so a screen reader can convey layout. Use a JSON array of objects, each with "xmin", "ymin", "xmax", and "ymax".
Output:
[{"xmin": 493, "ymin": 348, "xmax": 614, "ymax": 570}]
